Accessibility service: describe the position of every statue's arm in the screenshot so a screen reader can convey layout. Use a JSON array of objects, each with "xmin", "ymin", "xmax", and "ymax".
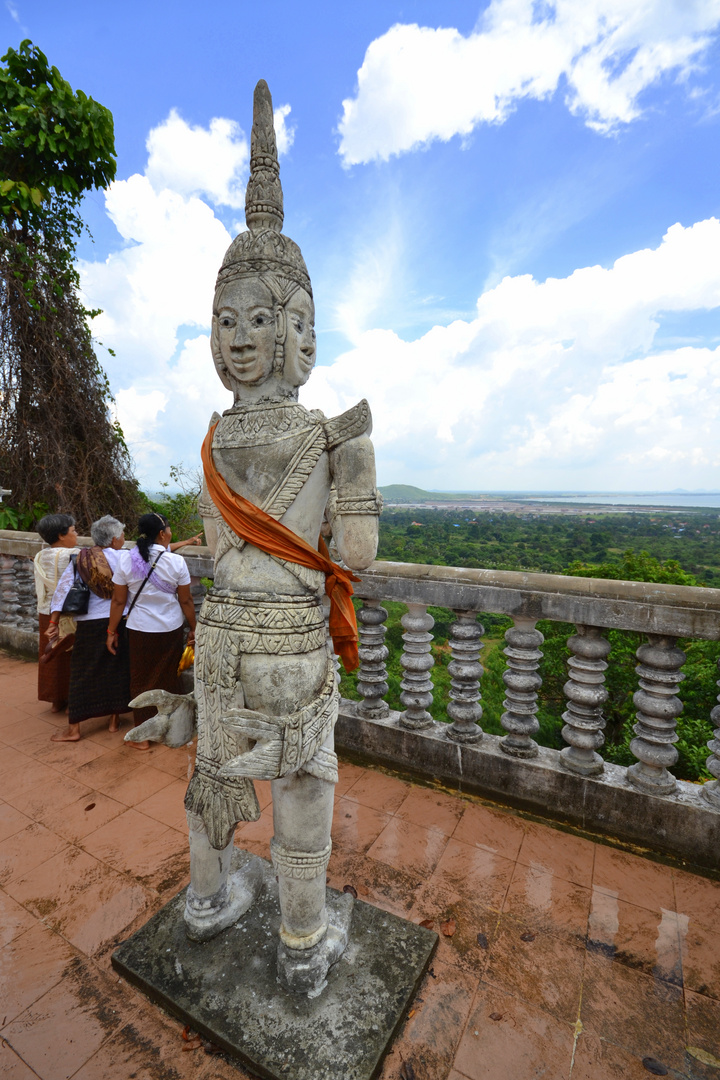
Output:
[{"xmin": 328, "ymin": 434, "xmax": 380, "ymax": 570}]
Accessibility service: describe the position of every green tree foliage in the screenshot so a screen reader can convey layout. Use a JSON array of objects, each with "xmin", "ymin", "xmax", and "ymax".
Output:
[{"xmin": 0, "ymin": 40, "xmax": 139, "ymax": 532}]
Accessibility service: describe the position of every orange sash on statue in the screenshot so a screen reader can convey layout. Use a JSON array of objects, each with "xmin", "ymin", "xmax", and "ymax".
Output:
[{"xmin": 201, "ymin": 425, "xmax": 360, "ymax": 672}]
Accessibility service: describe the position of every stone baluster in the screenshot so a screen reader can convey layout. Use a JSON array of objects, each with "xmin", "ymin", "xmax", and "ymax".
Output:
[
  {"xmin": 560, "ymin": 625, "xmax": 610, "ymax": 775},
  {"xmin": 356, "ymin": 600, "xmax": 390, "ymax": 719},
  {"xmin": 0, "ymin": 554, "xmax": 18, "ymax": 627},
  {"xmin": 500, "ymin": 617, "xmax": 543, "ymax": 758},
  {"xmin": 702, "ymin": 655, "xmax": 720, "ymax": 809},
  {"xmin": 627, "ymin": 635, "xmax": 685, "ymax": 795},
  {"xmin": 16, "ymin": 556, "xmax": 37, "ymax": 632},
  {"xmin": 400, "ymin": 603, "xmax": 434, "ymax": 730},
  {"xmin": 446, "ymin": 610, "xmax": 484, "ymax": 743}
]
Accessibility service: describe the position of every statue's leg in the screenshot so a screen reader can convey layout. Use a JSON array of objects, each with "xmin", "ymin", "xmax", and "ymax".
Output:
[{"xmin": 184, "ymin": 811, "xmax": 263, "ymax": 942}]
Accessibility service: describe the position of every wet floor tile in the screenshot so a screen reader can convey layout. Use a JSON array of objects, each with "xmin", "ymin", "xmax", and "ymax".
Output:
[
  {"xmin": 483, "ymin": 919, "xmax": 586, "ymax": 1024},
  {"xmin": 452, "ymin": 802, "xmax": 526, "ymax": 861},
  {"xmin": 6, "ymin": 843, "xmax": 150, "ymax": 957},
  {"xmin": 34, "ymin": 789, "xmax": 128, "ymax": 844},
  {"xmin": 0, "ymin": 922, "xmax": 77, "ymax": 1025},
  {"xmin": 590, "ymin": 898, "xmax": 686, "ymax": 986},
  {"xmin": 409, "ymin": 879, "xmax": 500, "ymax": 977},
  {"xmin": 82, "ymin": 808, "xmax": 189, "ymax": 893},
  {"xmin": 235, "ymin": 803, "xmax": 274, "ymax": 858},
  {"xmin": 0, "ymin": 888, "xmax": 36, "ymax": 948},
  {"xmin": 579, "ymin": 951, "xmax": 687, "ymax": 1071},
  {"xmin": 0, "ymin": 821, "xmax": 68, "ymax": 887},
  {"xmin": 395, "ymin": 786, "xmax": 466, "ymax": 836},
  {"xmin": 343, "ymin": 769, "xmax": 411, "ymax": 813},
  {"xmin": 684, "ymin": 990, "xmax": 720, "ymax": 1079},
  {"xmin": 0, "ymin": 1042, "xmax": 39, "ymax": 1078},
  {"xmin": 681, "ymin": 919, "xmax": 720, "ymax": 1000},
  {"xmin": 327, "ymin": 850, "xmax": 421, "ymax": 918},
  {"xmin": 516, "ymin": 821, "xmax": 595, "ymax": 889},
  {"xmin": 334, "ymin": 761, "xmax": 367, "ymax": 797},
  {"xmin": 453, "ymin": 984, "xmax": 575, "ymax": 1080},
  {"xmin": 502, "ymin": 862, "xmax": 591, "ymax": 946},
  {"xmin": 332, "ymin": 797, "xmax": 392, "ymax": 854},
  {"xmin": 379, "ymin": 959, "xmax": 478, "ymax": 1080},
  {"xmin": 148, "ymin": 743, "xmax": 197, "ymax": 780},
  {"xmin": 93, "ymin": 762, "xmax": 176, "ymax": 806},
  {"xmin": 593, "ymin": 845, "xmax": 675, "ymax": 912},
  {"xmin": 0, "ymin": 802, "xmax": 32, "ymax": 844},
  {"xmin": 570, "ymin": 1033, "xmax": 671, "ymax": 1079},
  {"xmin": 368, "ymin": 816, "xmax": 448, "ymax": 878},
  {"xmin": 0, "ymin": 715, "xmax": 58, "ymax": 747},
  {"xmin": 1, "ymin": 956, "xmax": 130, "ymax": 1079},
  {"xmin": 7, "ymin": 769, "xmax": 91, "ymax": 820},
  {"xmin": 20, "ymin": 730, "xmax": 109, "ymax": 770},
  {"xmin": 431, "ymin": 838, "xmax": 515, "ymax": 910},
  {"xmin": 673, "ymin": 867, "xmax": 720, "ymax": 935},
  {"xmin": 135, "ymin": 778, "xmax": 189, "ymax": 831}
]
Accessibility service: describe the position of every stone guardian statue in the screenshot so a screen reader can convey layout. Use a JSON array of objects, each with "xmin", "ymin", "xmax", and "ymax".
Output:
[{"xmin": 127, "ymin": 80, "xmax": 381, "ymax": 996}]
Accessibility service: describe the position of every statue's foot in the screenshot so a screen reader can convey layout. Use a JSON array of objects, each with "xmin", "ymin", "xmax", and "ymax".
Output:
[
  {"xmin": 184, "ymin": 857, "xmax": 263, "ymax": 942},
  {"xmin": 276, "ymin": 892, "xmax": 354, "ymax": 996}
]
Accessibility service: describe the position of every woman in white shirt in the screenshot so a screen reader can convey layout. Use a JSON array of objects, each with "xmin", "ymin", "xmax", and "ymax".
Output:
[
  {"xmin": 47, "ymin": 516, "xmax": 131, "ymax": 742},
  {"xmin": 34, "ymin": 513, "xmax": 78, "ymax": 712},
  {"xmin": 108, "ymin": 511, "xmax": 196, "ymax": 750}
]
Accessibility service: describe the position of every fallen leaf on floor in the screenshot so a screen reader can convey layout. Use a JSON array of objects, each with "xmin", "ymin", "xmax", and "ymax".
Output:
[
  {"xmin": 181, "ymin": 1024, "xmax": 194, "ymax": 1042},
  {"xmin": 489, "ymin": 1012, "xmax": 504, "ymax": 1021},
  {"xmin": 84, "ymin": 803, "xmax": 95, "ymax": 811},
  {"xmin": 440, "ymin": 918, "xmax": 456, "ymax": 937},
  {"xmin": 477, "ymin": 932, "xmax": 489, "ymax": 948},
  {"xmin": 203, "ymin": 1040, "xmax": 223, "ymax": 1055},
  {"xmin": 419, "ymin": 918, "xmax": 434, "ymax": 929},
  {"xmin": 343, "ymin": 884, "xmax": 358, "ymax": 898},
  {"xmin": 182, "ymin": 1039, "xmax": 202, "ymax": 1052},
  {"xmin": 400, "ymin": 1061, "xmax": 416, "ymax": 1080},
  {"xmin": 520, "ymin": 931, "xmax": 536, "ymax": 942}
]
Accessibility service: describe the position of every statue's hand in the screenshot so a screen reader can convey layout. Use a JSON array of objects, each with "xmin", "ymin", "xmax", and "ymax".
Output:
[
  {"xmin": 125, "ymin": 691, "xmax": 197, "ymax": 748},
  {"xmin": 218, "ymin": 709, "xmax": 283, "ymax": 780}
]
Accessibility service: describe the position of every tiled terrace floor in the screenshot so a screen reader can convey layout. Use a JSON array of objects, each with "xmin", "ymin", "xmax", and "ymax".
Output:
[{"xmin": 1, "ymin": 650, "xmax": 719, "ymax": 1080}]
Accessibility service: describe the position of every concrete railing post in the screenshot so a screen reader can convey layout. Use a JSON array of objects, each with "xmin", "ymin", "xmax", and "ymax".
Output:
[
  {"xmin": 500, "ymin": 617, "xmax": 543, "ymax": 758},
  {"xmin": 399, "ymin": 603, "xmax": 434, "ymax": 730},
  {"xmin": 356, "ymin": 599, "xmax": 390, "ymax": 719},
  {"xmin": 703, "ymin": 655, "xmax": 720, "ymax": 809},
  {"xmin": 560, "ymin": 625, "xmax": 610, "ymax": 776},
  {"xmin": 627, "ymin": 635, "xmax": 685, "ymax": 796},
  {"xmin": 446, "ymin": 610, "xmax": 484, "ymax": 743}
]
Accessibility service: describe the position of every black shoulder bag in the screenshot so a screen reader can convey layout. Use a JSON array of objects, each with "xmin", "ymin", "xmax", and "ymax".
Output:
[{"xmin": 60, "ymin": 554, "xmax": 91, "ymax": 615}]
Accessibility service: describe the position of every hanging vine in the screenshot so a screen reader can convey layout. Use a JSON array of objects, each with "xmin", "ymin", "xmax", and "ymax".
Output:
[{"xmin": 0, "ymin": 39, "xmax": 140, "ymax": 531}]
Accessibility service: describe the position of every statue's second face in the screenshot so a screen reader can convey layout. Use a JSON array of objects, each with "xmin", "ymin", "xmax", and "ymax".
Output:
[
  {"xmin": 215, "ymin": 278, "xmax": 277, "ymax": 388},
  {"xmin": 283, "ymin": 288, "xmax": 316, "ymax": 388}
]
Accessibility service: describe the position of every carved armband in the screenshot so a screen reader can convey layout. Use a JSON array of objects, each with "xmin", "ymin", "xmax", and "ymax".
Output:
[{"xmin": 335, "ymin": 491, "xmax": 383, "ymax": 516}]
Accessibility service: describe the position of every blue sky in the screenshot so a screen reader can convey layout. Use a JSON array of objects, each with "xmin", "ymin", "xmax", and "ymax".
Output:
[{"xmin": 4, "ymin": 0, "xmax": 720, "ymax": 491}]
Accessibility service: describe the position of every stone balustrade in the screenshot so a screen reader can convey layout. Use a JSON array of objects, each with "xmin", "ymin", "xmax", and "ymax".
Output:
[{"xmin": 2, "ymin": 533, "xmax": 719, "ymax": 869}]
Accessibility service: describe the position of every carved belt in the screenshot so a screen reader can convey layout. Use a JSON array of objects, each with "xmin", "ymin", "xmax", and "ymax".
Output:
[{"xmin": 197, "ymin": 588, "xmax": 326, "ymax": 655}]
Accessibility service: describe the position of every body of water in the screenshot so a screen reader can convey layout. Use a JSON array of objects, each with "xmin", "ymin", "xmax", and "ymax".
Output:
[{"xmin": 520, "ymin": 494, "xmax": 720, "ymax": 509}]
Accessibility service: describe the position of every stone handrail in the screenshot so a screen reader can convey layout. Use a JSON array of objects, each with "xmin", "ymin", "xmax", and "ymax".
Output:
[{"xmin": 2, "ymin": 533, "xmax": 718, "ymax": 868}]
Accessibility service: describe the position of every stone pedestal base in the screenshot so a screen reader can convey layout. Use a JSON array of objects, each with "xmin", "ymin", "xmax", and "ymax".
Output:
[{"xmin": 112, "ymin": 850, "xmax": 437, "ymax": 1080}]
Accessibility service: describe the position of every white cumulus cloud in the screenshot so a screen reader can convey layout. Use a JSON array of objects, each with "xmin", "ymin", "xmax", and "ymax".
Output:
[
  {"xmin": 338, "ymin": 0, "xmax": 720, "ymax": 164},
  {"xmin": 302, "ymin": 217, "xmax": 720, "ymax": 489},
  {"xmin": 145, "ymin": 109, "xmax": 250, "ymax": 208}
]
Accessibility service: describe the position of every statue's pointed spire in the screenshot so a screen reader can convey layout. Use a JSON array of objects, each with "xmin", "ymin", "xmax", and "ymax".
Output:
[{"xmin": 245, "ymin": 79, "xmax": 284, "ymax": 233}]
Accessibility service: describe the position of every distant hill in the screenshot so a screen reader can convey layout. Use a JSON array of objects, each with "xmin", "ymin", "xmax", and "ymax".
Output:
[{"xmin": 379, "ymin": 484, "xmax": 479, "ymax": 503}]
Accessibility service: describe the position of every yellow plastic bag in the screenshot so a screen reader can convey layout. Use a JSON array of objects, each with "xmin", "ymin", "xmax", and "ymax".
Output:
[{"xmin": 177, "ymin": 644, "xmax": 195, "ymax": 674}]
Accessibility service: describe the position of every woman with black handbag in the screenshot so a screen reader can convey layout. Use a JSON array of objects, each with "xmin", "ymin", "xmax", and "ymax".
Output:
[
  {"xmin": 46, "ymin": 516, "xmax": 130, "ymax": 742},
  {"xmin": 107, "ymin": 511, "xmax": 196, "ymax": 750}
]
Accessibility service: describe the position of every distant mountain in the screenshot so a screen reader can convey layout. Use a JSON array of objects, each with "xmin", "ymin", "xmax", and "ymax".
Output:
[{"xmin": 379, "ymin": 484, "xmax": 479, "ymax": 502}]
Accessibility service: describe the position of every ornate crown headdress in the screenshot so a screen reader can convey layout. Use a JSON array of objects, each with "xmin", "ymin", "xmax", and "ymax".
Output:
[{"xmin": 215, "ymin": 80, "xmax": 312, "ymax": 302}]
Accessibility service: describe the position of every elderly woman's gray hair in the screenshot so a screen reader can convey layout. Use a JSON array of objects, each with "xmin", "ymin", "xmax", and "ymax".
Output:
[{"xmin": 90, "ymin": 516, "xmax": 125, "ymax": 548}]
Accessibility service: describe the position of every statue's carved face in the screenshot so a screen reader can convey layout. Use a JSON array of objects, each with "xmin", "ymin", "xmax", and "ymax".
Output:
[
  {"xmin": 283, "ymin": 289, "xmax": 316, "ymax": 388},
  {"xmin": 214, "ymin": 278, "xmax": 278, "ymax": 388}
]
